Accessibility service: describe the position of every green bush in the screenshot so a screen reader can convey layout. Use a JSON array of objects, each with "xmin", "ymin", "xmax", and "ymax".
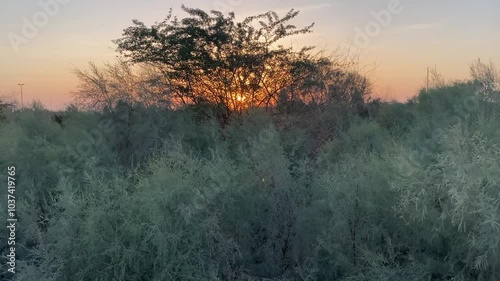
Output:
[{"xmin": 3, "ymin": 66, "xmax": 500, "ymax": 280}]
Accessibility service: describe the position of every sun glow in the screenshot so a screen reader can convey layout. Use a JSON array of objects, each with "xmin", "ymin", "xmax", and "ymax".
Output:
[{"xmin": 236, "ymin": 94, "xmax": 246, "ymax": 102}]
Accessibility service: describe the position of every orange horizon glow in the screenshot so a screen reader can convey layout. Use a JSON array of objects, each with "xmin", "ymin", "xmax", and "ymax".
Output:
[{"xmin": 1, "ymin": 0, "xmax": 499, "ymax": 110}]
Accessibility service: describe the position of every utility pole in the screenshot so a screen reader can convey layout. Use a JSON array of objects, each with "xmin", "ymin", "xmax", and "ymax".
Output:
[{"xmin": 18, "ymin": 83, "xmax": 25, "ymax": 108}]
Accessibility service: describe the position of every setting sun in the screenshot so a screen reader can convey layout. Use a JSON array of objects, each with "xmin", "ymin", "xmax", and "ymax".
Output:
[{"xmin": 236, "ymin": 95, "xmax": 245, "ymax": 102}]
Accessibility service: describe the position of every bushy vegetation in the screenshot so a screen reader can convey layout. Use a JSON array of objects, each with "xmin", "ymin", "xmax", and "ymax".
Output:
[
  {"xmin": 1, "ymin": 6, "xmax": 500, "ymax": 281},
  {"xmin": 1, "ymin": 67, "xmax": 499, "ymax": 280}
]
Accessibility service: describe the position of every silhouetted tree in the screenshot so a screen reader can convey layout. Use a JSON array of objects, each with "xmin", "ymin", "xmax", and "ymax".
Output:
[
  {"xmin": 326, "ymin": 71, "xmax": 371, "ymax": 115},
  {"xmin": 114, "ymin": 6, "xmax": 331, "ymax": 123},
  {"xmin": 72, "ymin": 60, "xmax": 172, "ymax": 111}
]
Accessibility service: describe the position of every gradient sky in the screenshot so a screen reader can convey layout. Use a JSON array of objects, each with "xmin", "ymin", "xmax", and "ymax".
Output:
[{"xmin": 1, "ymin": 0, "xmax": 499, "ymax": 110}]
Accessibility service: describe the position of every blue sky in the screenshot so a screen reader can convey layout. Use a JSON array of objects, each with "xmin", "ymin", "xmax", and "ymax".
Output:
[{"xmin": 1, "ymin": 0, "xmax": 499, "ymax": 109}]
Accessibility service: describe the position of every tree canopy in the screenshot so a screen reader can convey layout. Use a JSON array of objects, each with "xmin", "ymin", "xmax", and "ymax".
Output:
[{"xmin": 113, "ymin": 6, "xmax": 335, "ymax": 122}]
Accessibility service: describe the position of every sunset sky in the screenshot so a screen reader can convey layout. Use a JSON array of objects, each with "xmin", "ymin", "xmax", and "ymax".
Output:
[{"xmin": 1, "ymin": 0, "xmax": 499, "ymax": 110}]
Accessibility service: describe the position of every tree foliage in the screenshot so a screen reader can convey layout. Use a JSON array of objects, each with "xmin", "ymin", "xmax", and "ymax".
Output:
[
  {"xmin": 72, "ymin": 60, "xmax": 172, "ymax": 110},
  {"xmin": 113, "ymin": 6, "xmax": 336, "ymax": 122}
]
